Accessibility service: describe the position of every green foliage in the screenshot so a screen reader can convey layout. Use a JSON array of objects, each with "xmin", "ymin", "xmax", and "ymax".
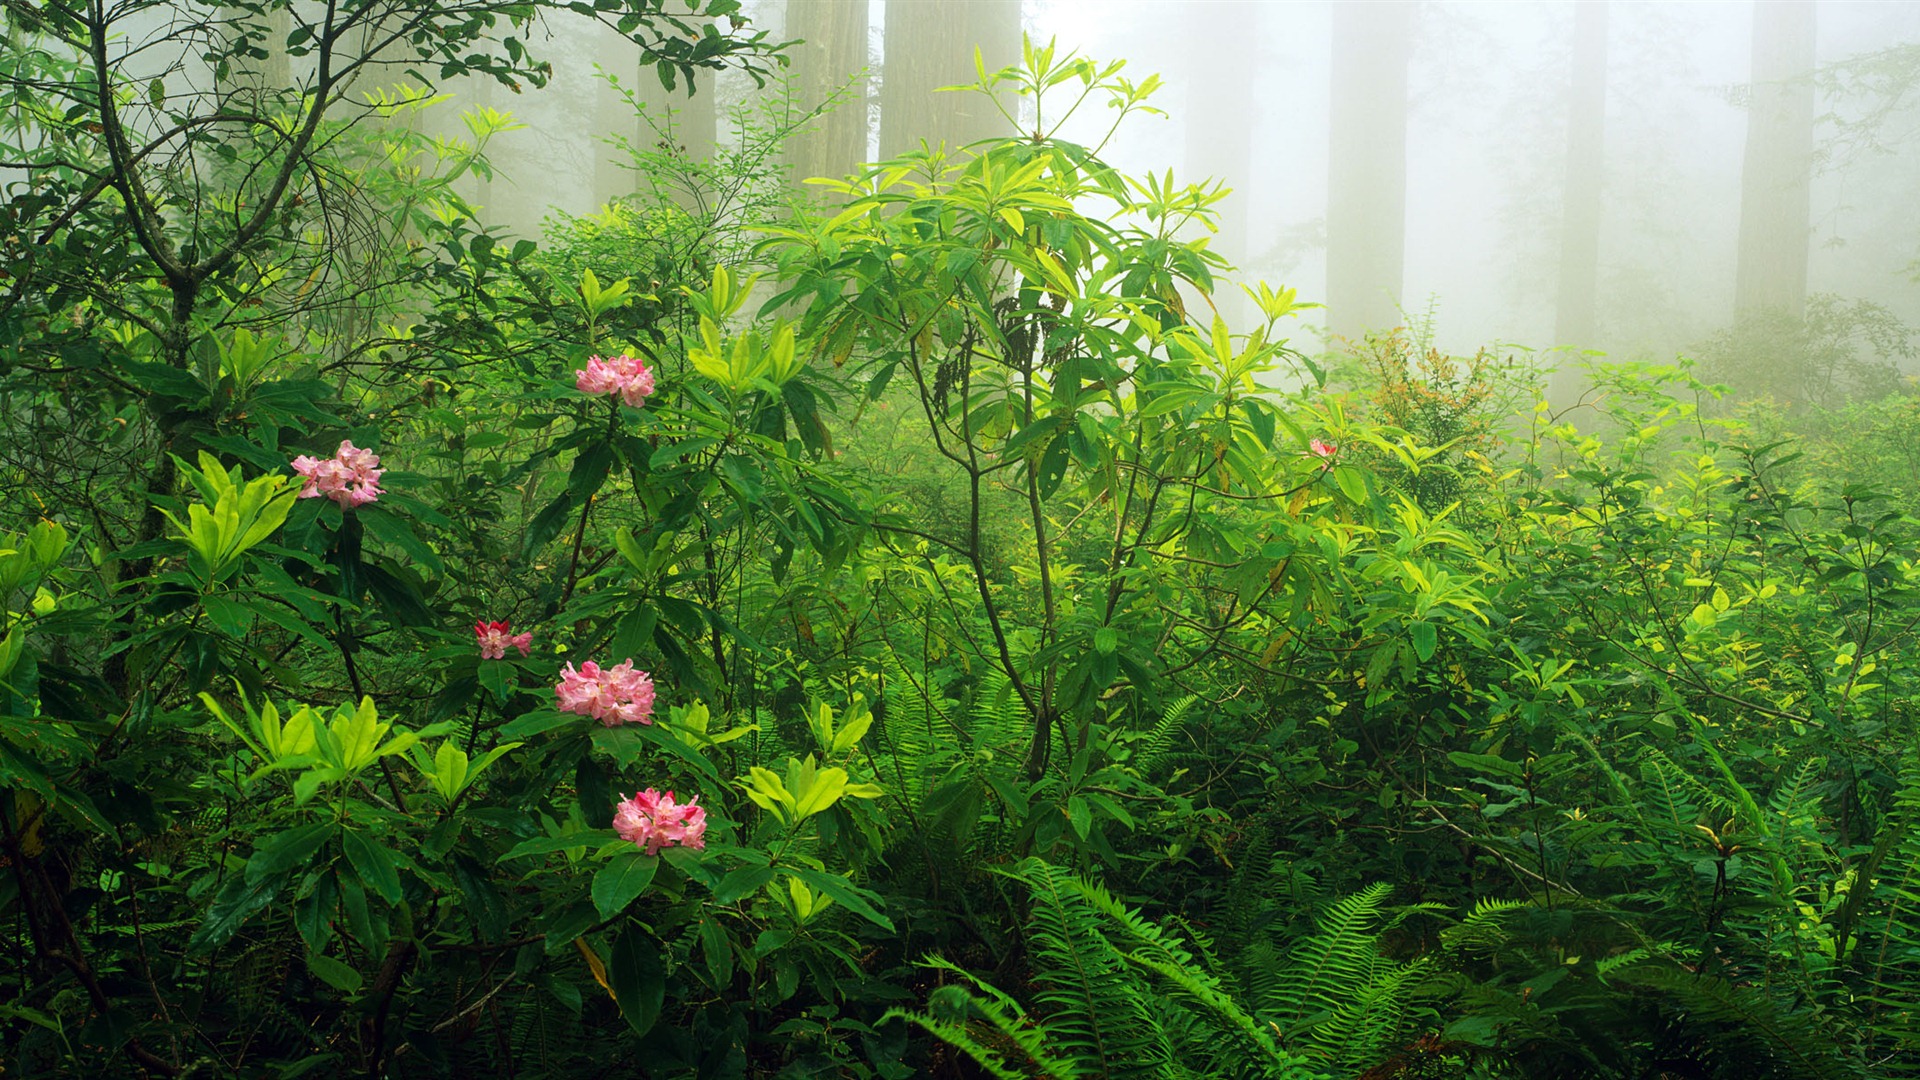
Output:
[
  {"xmin": 1697, "ymin": 295, "xmax": 1916, "ymax": 410},
  {"xmin": 9, "ymin": 20, "xmax": 1920, "ymax": 1080},
  {"xmin": 892, "ymin": 858, "xmax": 1326, "ymax": 1080}
]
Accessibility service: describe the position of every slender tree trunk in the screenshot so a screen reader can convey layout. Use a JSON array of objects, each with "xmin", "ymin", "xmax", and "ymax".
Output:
[
  {"xmin": 592, "ymin": 46, "xmax": 715, "ymax": 206},
  {"xmin": 878, "ymin": 0, "xmax": 1021, "ymax": 158},
  {"xmin": 1733, "ymin": 0, "xmax": 1816, "ymax": 320},
  {"xmin": 220, "ymin": 4, "xmax": 293, "ymax": 109},
  {"xmin": 1183, "ymin": 1, "xmax": 1256, "ymax": 269},
  {"xmin": 1325, "ymin": 0, "xmax": 1413, "ymax": 344},
  {"xmin": 1549, "ymin": 0, "xmax": 1608, "ymax": 407},
  {"xmin": 787, "ymin": 0, "xmax": 871, "ymax": 184}
]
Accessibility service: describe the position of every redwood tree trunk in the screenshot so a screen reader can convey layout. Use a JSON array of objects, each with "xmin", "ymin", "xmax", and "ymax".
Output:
[
  {"xmin": 787, "ymin": 0, "xmax": 871, "ymax": 184},
  {"xmin": 1325, "ymin": 0, "xmax": 1413, "ymax": 344},
  {"xmin": 1733, "ymin": 0, "xmax": 1816, "ymax": 320},
  {"xmin": 1183, "ymin": 1, "xmax": 1256, "ymax": 269},
  {"xmin": 879, "ymin": 0, "xmax": 1022, "ymax": 158},
  {"xmin": 1549, "ymin": 0, "xmax": 1609, "ymax": 407},
  {"xmin": 592, "ymin": 47, "xmax": 715, "ymax": 204}
]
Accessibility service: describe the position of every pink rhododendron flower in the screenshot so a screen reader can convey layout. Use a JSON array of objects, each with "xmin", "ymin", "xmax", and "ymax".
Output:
[
  {"xmin": 292, "ymin": 440, "xmax": 385, "ymax": 508},
  {"xmin": 613, "ymin": 789, "xmax": 708, "ymax": 855},
  {"xmin": 554, "ymin": 658, "xmax": 657, "ymax": 726},
  {"xmin": 574, "ymin": 354, "xmax": 657, "ymax": 408},
  {"xmin": 1309, "ymin": 438, "xmax": 1337, "ymax": 459},
  {"xmin": 475, "ymin": 620, "xmax": 532, "ymax": 660}
]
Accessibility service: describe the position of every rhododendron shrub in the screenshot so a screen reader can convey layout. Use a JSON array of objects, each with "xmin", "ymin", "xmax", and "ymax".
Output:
[
  {"xmin": 555, "ymin": 658, "xmax": 657, "ymax": 725},
  {"xmin": 291, "ymin": 440, "xmax": 385, "ymax": 507},
  {"xmin": 613, "ymin": 788, "xmax": 709, "ymax": 854},
  {"xmin": 574, "ymin": 353, "xmax": 657, "ymax": 407},
  {"xmin": 475, "ymin": 619, "xmax": 532, "ymax": 658}
]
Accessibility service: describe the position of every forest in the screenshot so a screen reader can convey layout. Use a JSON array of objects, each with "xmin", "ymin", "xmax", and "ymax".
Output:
[{"xmin": 3, "ymin": 1, "xmax": 1920, "ymax": 1077}]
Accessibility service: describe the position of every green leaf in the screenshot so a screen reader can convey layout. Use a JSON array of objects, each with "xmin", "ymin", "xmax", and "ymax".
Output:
[
  {"xmin": 500, "ymin": 829, "xmax": 616, "ymax": 863},
  {"xmin": 497, "ymin": 708, "xmax": 577, "ymax": 740},
  {"xmin": 342, "ymin": 829, "xmax": 403, "ymax": 904},
  {"xmin": 477, "ymin": 658, "xmax": 512, "ymax": 705},
  {"xmin": 307, "ymin": 951, "xmax": 363, "ymax": 993},
  {"xmin": 784, "ymin": 867, "xmax": 893, "ymax": 931},
  {"xmin": 1332, "ymin": 464, "xmax": 1370, "ymax": 506},
  {"xmin": 1446, "ymin": 752, "xmax": 1523, "ymax": 779},
  {"xmin": 201, "ymin": 593, "xmax": 257, "ymax": 637},
  {"xmin": 1035, "ymin": 435, "xmax": 1070, "ymax": 502},
  {"xmin": 711, "ymin": 865, "xmax": 775, "ymax": 905},
  {"xmin": 540, "ymin": 901, "xmax": 601, "ymax": 954},
  {"xmin": 358, "ymin": 505, "xmax": 444, "ymax": 574},
  {"xmin": 699, "ymin": 917, "xmax": 733, "ymax": 990},
  {"xmin": 568, "ymin": 442, "xmax": 615, "ymax": 501},
  {"xmin": 523, "ymin": 491, "xmax": 576, "ymax": 558},
  {"xmin": 191, "ymin": 874, "xmax": 279, "ymax": 952},
  {"xmin": 1067, "ymin": 794, "xmax": 1092, "ymax": 841},
  {"xmin": 1409, "ymin": 620, "xmax": 1437, "ymax": 662},
  {"xmin": 608, "ymin": 926, "xmax": 666, "ymax": 1036},
  {"xmin": 246, "ymin": 823, "xmax": 333, "ymax": 885},
  {"xmin": 592, "ymin": 849, "xmax": 659, "ymax": 920}
]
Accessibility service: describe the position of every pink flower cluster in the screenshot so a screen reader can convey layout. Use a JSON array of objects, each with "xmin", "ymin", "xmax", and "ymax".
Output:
[
  {"xmin": 613, "ymin": 788, "xmax": 708, "ymax": 855},
  {"xmin": 475, "ymin": 620, "xmax": 532, "ymax": 660},
  {"xmin": 575, "ymin": 354, "xmax": 657, "ymax": 408},
  {"xmin": 554, "ymin": 659, "xmax": 656, "ymax": 726},
  {"xmin": 1309, "ymin": 438, "xmax": 1338, "ymax": 459},
  {"xmin": 291, "ymin": 440, "xmax": 384, "ymax": 508}
]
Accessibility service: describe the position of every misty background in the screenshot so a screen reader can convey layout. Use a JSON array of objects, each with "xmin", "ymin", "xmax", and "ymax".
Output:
[{"xmin": 416, "ymin": 0, "xmax": 1920, "ymax": 400}]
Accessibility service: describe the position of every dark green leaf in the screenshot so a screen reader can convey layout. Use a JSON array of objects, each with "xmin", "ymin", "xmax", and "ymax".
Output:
[
  {"xmin": 591, "ymin": 849, "xmax": 659, "ymax": 919},
  {"xmin": 609, "ymin": 926, "xmax": 666, "ymax": 1035},
  {"xmin": 342, "ymin": 829, "xmax": 403, "ymax": 904}
]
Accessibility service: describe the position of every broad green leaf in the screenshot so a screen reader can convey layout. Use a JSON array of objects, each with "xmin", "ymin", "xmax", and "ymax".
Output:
[
  {"xmin": 711, "ymin": 865, "xmax": 775, "ymax": 905},
  {"xmin": 592, "ymin": 849, "xmax": 659, "ymax": 920},
  {"xmin": 784, "ymin": 867, "xmax": 893, "ymax": 931},
  {"xmin": 246, "ymin": 823, "xmax": 333, "ymax": 885},
  {"xmin": 342, "ymin": 829, "xmax": 403, "ymax": 904},
  {"xmin": 608, "ymin": 927, "xmax": 666, "ymax": 1036},
  {"xmin": 1409, "ymin": 620, "xmax": 1437, "ymax": 662},
  {"xmin": 500, "ymin": 829, "xmax": 617, "ymax": 863},
  {"xmin": 307, "ymin": 952, "xmax": 362, "ymax": 993}
]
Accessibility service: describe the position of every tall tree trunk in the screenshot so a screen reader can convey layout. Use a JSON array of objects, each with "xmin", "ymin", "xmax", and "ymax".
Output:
[
  {"xmin": 1184, "ymin": 1, "xmax": 1255, "ymax": 268},
  {"xmin": 1325, "ymin": 0, "xmax": 1413, "ymax": 344},
  {"xmin": 787, "ymin": 0, "xmax": 871, "ymax": 184},
  {"xmin": 1734, "ymin": 0, "xmax": 1816, "ymax": 320},
  {"xmin": 1549, "ymin": 0, "xmax": 1609, "ymax": 407},
  {"xmin": 879, "ymin": 0, "xmax": 1022, "ymax": 159},
  {"xmin": 593, "ymin": 49, "xmax": 716, "ymax": 206}
]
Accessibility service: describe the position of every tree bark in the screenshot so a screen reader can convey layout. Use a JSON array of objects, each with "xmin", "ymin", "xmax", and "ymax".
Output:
[
  {"xmin": 592, "ymin": 42, "xmax": 716, "ymax": 205},
  {"xmin": 1326, "ymin": 0, "xmax": 1413, "ymax": 344},
  {"xmin": 878, "ymin": 0, "xmax": 1022, "ymax": 159},
  {"xmin": 1183, "ymin": 0, "xmax": 1256, "ymax": 270},
  {"xmin": 1549, "ymin": 0, "xmax": 1608, "ymax": 407},
  {"xmin": 787, "ymin": 0, "xmax": 871, "ymax": 184},
  {"xmin": 1554, "ymin": 0, "xmax": 1607, "ymax": 349},
  {"xmin": 1733, "ymin": 0, "xmax": 1816, "ymax": 320}
]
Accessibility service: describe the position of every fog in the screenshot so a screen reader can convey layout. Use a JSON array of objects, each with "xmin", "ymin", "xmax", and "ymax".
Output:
[{"xmin": 372, "ymin": 1, "xmax": 1920, "ymax": 392}]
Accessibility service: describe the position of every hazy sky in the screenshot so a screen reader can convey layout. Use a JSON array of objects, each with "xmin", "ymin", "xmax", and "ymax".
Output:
[
  {"xmin": 1022, "ymin": 0, "xmax": 1920, "ymax": 357},
  {"xmin": 430, "ymin": 0, "xmax": 1919, "ymax": 364}
]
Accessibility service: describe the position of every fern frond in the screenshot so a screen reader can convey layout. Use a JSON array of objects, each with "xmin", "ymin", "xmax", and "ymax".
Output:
[
  {"xmin": 1011, "ymin": 859, "xmax": 1174, "ymax": 1078},
  {"xmin": 1299, "ymin": 956, "xmax": 1436, "ymax": 1071},
  {"xmin": 1123, "ymin": 953, "xmax": 1322, "ymax": 1080},
  {"xmin": 1132, "ymin": 694, "xmax": 1196, "ymax": 776},
  {"xmin": 1640, "ymin": 749, "xmax": 1723, "ymax": 833},
  {"xmin": 1854, "ymin": 749, "xmax": 1920, "ymax": 1074},
  {"xmin": 1613, "ymin": 961, "xmax": 1863, "ymax": 1080},
  {"xmin": 1260, "ymin": 882, "xmax": 1393, "ymax": 1033},
  {"xmin": 885, "ymin": 1005, "xmax": 1084, "ymax": 1080}
]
